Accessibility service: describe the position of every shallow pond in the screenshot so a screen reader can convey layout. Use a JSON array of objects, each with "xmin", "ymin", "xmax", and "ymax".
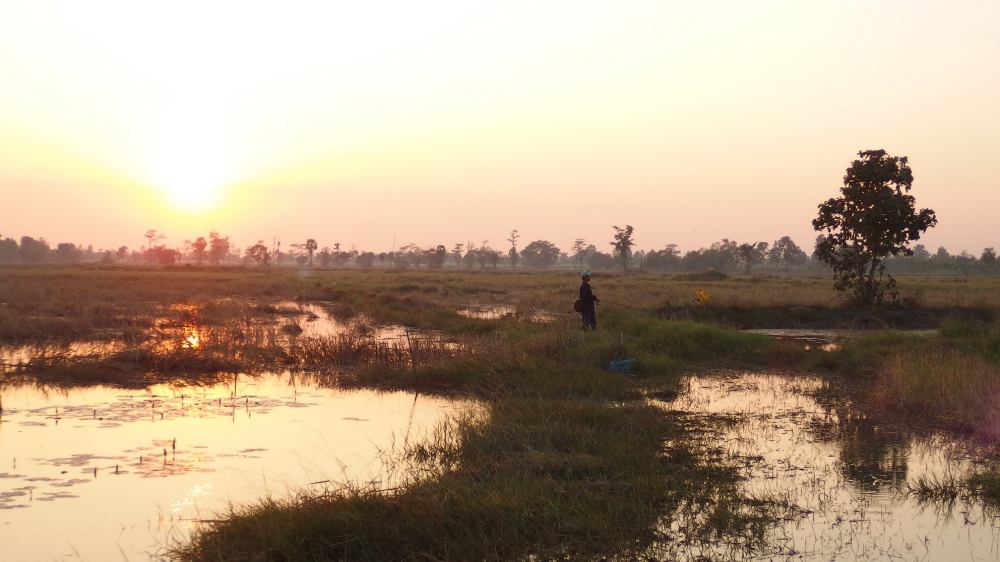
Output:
[
  {"xmin": 456, "ymin": 305, "xmax": 555, "ymax": 323},
  {"xmin": 667, "ymin": 372, "xmax": 1000, "ymax": 561},
  {"xmin": 0, "ymin": 373, "xmax": 465, "ymax": 560}
]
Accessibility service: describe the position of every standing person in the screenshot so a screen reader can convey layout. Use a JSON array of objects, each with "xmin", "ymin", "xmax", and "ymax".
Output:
[{"xmin": 579, "ymin": 271, "xmax": 599, "ymax": 329}]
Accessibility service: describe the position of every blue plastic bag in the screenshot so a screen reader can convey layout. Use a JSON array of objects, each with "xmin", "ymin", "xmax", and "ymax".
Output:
[{"xmin": 607, "ymin": 358, "xmax": 637, "ymax": 375}]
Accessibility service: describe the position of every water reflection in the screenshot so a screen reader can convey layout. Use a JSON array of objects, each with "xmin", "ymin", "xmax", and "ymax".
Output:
[
  {"xmin": 744, "ymin": 329, "xmax": 937, "ymax": 353},
  {"xmin": 664, "ymin": 372, "xmax": 1000, "ymax": 561},
  {"xmin": 820, "ymin": 404, "xmax": 912, "ymax": 492},
  {"xmin": 456, "ymin": 305, "xmax": 555, "ymax": 323},
  {"xmin": 0, "ymin": 301, "xmax": 459, "ymax": 377},
  {"xmin": 268, "ymin": 301, "xmax": 458, "ymax": 351},
  {"xmin": 743, "ymin": 329, "xmax": 850, "ymax": 352},
  {"xmin": 0, "ymin": 373, "xmax": 467, "ymax": 560},
  {"xmin": 182, "ymin": 327, "xmax": 202, "ymax": 350},
  {"xmin": 0, "ymin": 341, "xmax": 122, "ymax": 371}
]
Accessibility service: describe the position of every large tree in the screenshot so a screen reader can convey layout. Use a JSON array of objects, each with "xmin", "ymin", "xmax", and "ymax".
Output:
[
  {"xmin": 520, "ymin": 240, "xmax": 561, "ymax": 268},
  {"xmin": 982, "ymin": 247, "xmax": 997, "ymax": 266},
  {"xmin": 428, "ymin": 245, "xmax": 448, "ymax": 269},
  {"xmin": 244, "ymin": 241, "xmax": 271, "ymax": 266},
  {"xmin": 813, "ymin": 150, "xmax": 937, "ymax": 305},
  {"xmin": 736, "ymin": 242, "xmax": 768, "ymax": 274},
  {"xmin": 208, "ymin": 232, "xmax": 231, "ymax": 266},
  {"xmin": 610, "ymin": 225, "xmax": 636, "ymax": 272},
  {"xmin": 54, "ymin": 243, "xmax": 82, "ymax": 263},
  {"xmin": 767, "ymin": 236, "xmax": 807, "ymax": 272},
  {"xmin": 19, "ymin": 236, "xmax": 50, "ymax": 263},
  {"xmin": 0, "ymin": 237, "xmax": 19, "ymax": 263},
  {"xmin": 356, "ymin": 251, "xmax": 376, "ymax": 268},
  {"xmin": 189, "ymin": 236, "xmax": 208, "ymax": 265}
]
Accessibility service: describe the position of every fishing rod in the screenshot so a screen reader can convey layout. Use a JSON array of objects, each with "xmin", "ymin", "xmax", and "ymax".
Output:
[{"xmin": 597, "ymin": 299, "xmax": 656, "ymax": 314}]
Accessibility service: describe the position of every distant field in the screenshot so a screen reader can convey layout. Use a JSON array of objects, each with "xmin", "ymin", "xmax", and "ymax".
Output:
[{"xmin": 0, "ymin": 266, "xmax": 997, "ymax": 343}]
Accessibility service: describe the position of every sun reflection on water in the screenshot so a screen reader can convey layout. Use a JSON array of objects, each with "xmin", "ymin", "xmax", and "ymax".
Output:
[{"xmin": 182, "ymin": 326, "xmax": 202, "ymax": 350}]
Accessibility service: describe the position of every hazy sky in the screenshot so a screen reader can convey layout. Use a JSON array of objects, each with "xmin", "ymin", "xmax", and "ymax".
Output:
[{"xmin": 1, "ymin": 0, "xmax": 997, "ymax": 254}]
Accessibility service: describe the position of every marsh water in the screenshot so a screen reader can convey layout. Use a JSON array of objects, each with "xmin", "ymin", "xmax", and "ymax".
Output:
[
  {"xmin": 0, "ymin": 374, "xmax": 464, "ymax": 560},
  {"xmin": 2, "ymin": 303, "xmax": 996, "ymax": 561},
  {"xmin": 3, "ymin": 369, "xmax": 997, "ymax": 561},
  {"xmin": 744, "ymin": 328, "xmax": 938, "ymax": 352},
  {"xmin": 665, "ymin": 372, "xmax": 1000, "ymax": 561}
]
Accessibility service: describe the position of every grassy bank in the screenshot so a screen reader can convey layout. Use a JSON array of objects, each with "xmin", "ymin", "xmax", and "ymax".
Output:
[
  {"xmin": 174, "ymin": 309, "xmax": 795, "ymax": 561},
  {"xmin": 861, "ymin": 321, "xmax": 1000, "ymax": 440}
]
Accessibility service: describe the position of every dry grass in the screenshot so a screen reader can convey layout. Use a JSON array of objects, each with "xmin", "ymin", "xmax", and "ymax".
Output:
[
  {"xmin": 872, "ymin": 345, "xmax": 1000, "ymax": 439},
  {"xmin": 2, "ymin": 266, "xmax": 999, "ymax": 344}
]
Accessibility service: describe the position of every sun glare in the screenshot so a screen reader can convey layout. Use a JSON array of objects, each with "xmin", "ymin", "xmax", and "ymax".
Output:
[{"xmin": 147, "ymin": 100, "xmax": 231, "ymax": 213}]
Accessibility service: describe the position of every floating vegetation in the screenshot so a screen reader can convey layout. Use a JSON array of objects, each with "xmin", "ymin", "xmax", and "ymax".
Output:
[{"xmin": 0, "ymin": 372, "xmax": 467, "ymax": 560}]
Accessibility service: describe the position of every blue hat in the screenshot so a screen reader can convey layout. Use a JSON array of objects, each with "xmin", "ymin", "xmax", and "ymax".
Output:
[{"xmin": 581, "ymin": 270, "xmax": 592, "ymax": 278}]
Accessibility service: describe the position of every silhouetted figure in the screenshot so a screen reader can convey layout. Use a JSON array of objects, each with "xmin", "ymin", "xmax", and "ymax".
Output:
[{"xmin": 579, "ymin": 271, "xmax": 599, "ymax": 329}]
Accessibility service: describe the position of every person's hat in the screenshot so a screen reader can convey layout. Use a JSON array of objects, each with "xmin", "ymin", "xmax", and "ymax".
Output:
[{"xmin": 581, "ymin": 270, "xmax": 592, "ymax": 278}]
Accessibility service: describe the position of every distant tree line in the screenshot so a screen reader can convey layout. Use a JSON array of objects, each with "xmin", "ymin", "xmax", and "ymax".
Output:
[
  {"xmin": 2, "ymin": 228, "xmax": 997, "ymax": 275},
  {"xmin": 0, "ymin": 236, "xmax": 98, "ymax": 264}
]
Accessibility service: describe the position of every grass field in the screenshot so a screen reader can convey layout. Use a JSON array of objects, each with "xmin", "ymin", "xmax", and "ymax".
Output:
[
  {"xmin": 3, "ymin": 265, "xmax": 999, "ymax": 560},
  {"xmin": 2, "ymin": 265, "xmax": 997, "ymax": 344}
]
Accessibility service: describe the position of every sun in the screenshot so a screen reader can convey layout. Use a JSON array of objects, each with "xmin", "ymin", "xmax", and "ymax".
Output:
[
  {"xmin": 146, "ymin": 101, "xmax": 231, "ymax": 213},
  {"xmin": 156, "ymin": 153, "xmax": 227, "ymax": 213}
]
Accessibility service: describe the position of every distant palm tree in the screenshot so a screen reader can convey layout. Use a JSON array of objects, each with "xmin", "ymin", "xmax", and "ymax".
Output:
[
  {"xmin": 144, "ymin": 229, "xmax": 163, "ymax": 252},
  {"xmin": 305, "ymin": 239, "xmax": 318, "ymax": 266}
]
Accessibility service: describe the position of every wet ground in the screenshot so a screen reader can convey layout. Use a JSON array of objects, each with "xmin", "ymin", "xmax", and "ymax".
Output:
[
  {"xmin": 664, "ymin": 372, "xmax": 1000, "ymax": 561},
  {"xmin": 0, "ymin": 373, "xmax": 465, "ymax": 560}
]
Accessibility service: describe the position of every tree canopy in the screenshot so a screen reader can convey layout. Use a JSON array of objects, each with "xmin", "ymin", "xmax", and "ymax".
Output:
[
  {"xmin": 813, "ymin": 149, "xmax": 937, "ymax": 305},
  {"xmin": 610, "ymin": 225, "xmax": 636, "ymax": 271},
  {"xmin": 520, "ymin": 240, "xmax": 561, "ymax": 268}
]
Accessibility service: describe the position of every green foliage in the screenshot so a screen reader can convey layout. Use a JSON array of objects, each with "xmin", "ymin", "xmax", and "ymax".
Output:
[
  {"xmin": 189, "ymin": 236, "xmax": 208, "ymax": 265},
  {"xmin": 244, "ymin": 241, "xmax": 271, "ymax": 266},
  {"xmin": 518, "ymin": 240, "xmax": 560, "ymax": 268},
  {"xmin": 767, "ymin": 236, "xmax": 808, "ymax": 271},
  {"xmin": 736, "ymin": 241, "xmax": 768, "ymax": 274},
  {"xmin": 207, "ymin": 232, "xmax": 230, "ymax": 265},
  {"xmin": 18, "ymin": 236, "xmax": 50, "ymax": 263},
  {"xmin": 813, "ymin": 150, "xmax": 937, "ymax": 305},
  {"xmin": 610, "ymin": 225, "xmax": 636, "ymax": 271}
]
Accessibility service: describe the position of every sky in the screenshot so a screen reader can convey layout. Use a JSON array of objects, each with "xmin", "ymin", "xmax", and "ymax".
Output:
[{"xmin": 0, "ymin": 0, "xmax": 997, "ymax": 254}]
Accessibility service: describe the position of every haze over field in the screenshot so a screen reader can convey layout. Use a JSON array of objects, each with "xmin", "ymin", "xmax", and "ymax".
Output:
[{"xmin": 1, "ymin": 0, "xmax": 997, "ymax": 252}]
